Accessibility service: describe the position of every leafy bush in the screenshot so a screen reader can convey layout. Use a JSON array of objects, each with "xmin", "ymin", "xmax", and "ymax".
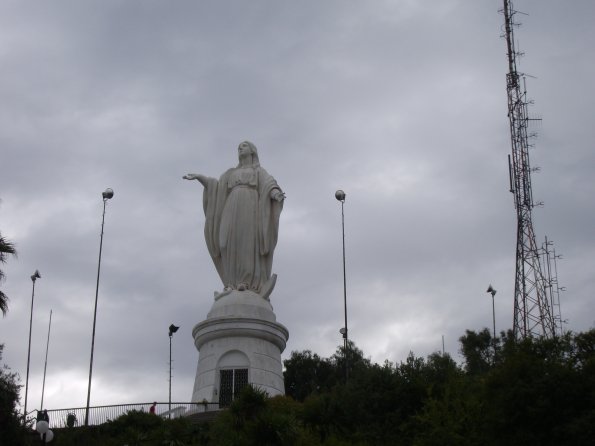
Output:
[{"xmin": 0, "ymin": 344, "xmax": 30, "ymax": 446}]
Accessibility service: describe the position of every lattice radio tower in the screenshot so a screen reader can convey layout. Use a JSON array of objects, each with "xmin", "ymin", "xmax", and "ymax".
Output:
[{"xmin": 501, "ymin": 0, "xmax": 562, "ymax": 339}]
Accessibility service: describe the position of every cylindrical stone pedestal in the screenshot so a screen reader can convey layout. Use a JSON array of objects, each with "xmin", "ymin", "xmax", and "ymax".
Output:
[{"xmin": 191, "ymin": 290, "xmax": 288, "ymax": 408}]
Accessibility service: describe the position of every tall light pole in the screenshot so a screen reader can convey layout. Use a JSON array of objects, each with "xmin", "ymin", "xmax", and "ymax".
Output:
[
  {"xmin": 24, "ymin": 269, "xmax": 41, "ymax": 421},
  {"xmin": 335, "ymin": 190, "xmax": 348, "ymax": 382},
  {"xmin": 85, "ymin": 188, "xmax": 114, "ymax": 426},
  {"xmin": 40, "ymin": 309, "xmax": 52, "ymax": 411},
  {"xmin": 168, "ymin": 324, "xmax": 179, "ymax": 418},
  {"xmin": 486, "ymin": 284, "xmax": 497, "ymax": 340}
]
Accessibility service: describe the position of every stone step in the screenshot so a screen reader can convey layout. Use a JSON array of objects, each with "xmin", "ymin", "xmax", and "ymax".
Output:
[{"xmin": 186, "ymin": 410, "xmax": 221, "ymax": 424}]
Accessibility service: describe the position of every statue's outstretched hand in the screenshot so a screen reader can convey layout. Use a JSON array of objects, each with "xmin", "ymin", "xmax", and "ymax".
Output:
[
  {"xmin": 183, "ymin": 173, "xmax": 208, "ymax": 186},
  {"xmin": 272, "ymin": 190, "xmax": 286, "ymax": 202}
]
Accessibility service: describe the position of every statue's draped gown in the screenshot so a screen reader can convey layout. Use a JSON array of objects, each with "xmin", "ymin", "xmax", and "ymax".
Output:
[{"xmin": 201, "ymin": 165, "xmax": 282, "ymax": 293}]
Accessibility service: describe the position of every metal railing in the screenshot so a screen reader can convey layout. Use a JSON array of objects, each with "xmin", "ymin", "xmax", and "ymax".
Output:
[{"xmin": 37, "ymin": 402, "xmax": 221, "ymax": 429}]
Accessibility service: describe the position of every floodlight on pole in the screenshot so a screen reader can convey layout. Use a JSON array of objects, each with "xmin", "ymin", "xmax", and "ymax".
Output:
[
  {"xmin": 24, "ymin": 269, "xmax": 41, "ymax": 422},
  {"xmin": 335, "ymin": 189, "xmax": 348, "ymax": 382},
  {"xmin": 169, "ymin": 324, "xmax": 179, "ymax": 419},
  {"xmin": 85, "ymin": 188, "xmax": 114, "ymax": 426}
]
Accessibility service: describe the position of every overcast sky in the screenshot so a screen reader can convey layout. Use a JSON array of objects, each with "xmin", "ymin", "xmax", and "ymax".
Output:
[{"xmin": 1, "ymin": 0, "xmax": 594, "ymax": 411}]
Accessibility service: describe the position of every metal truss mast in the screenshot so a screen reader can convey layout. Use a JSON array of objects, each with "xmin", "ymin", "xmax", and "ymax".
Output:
[{"xmin": 502, "ymin": 0, "xmax": 559, "ymax": 339}]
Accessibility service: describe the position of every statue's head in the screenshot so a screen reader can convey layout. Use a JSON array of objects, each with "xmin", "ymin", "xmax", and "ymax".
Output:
[{"xmin": 237, "ymin": 141, "xmax": 260, "ymax": 167}]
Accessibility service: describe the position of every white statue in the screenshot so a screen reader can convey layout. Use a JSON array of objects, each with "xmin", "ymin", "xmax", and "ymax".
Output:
[{"xmin": 184, "ymin": 141, "xmax": 285, "ymax": 299}]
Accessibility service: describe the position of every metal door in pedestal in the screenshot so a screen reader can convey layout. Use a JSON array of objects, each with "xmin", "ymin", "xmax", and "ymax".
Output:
[{"xmin": 219, "ymin": 368, "xmax": 248, "ymax": 407}]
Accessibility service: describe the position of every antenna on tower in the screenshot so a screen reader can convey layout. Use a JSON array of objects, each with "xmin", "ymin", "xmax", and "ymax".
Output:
[
  {"xmin": 500, "ymin": 0, "xmax": 561, "ymax": 339},
  {"xmin": 542, "ymin": 236, "xmax": 565, "ymax": 336}
]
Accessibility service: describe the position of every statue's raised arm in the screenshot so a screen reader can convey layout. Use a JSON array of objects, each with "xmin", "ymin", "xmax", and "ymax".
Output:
[
  {"xmin": 183, "ymin": 173, "xmax": 209, "ymax": 187},
  {"xmin": 184, "ymin": 141, "xmax": 284, "ymax": 299}
]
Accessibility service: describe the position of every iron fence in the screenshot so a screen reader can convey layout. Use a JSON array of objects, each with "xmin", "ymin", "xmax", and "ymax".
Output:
[{"xmin": 38, "ymin": 402, "xmax": 220, "ymax": 429}]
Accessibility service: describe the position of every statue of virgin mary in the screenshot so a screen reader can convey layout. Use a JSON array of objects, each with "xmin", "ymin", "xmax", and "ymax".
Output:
[{"xmin": 184, "ymin": 141, "xmax": 284, "ymax": 299}]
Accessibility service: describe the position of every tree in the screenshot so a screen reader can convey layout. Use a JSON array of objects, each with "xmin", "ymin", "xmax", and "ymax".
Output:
[
  {"xmin": 330, "ymin": 340, "xmax": 372, "ymax": 379},
  {"xmin": 0, "ymin": 344, "xmax": 27, "ymax": 445},
  {"xmin": 0, "ymin": 232, "xmax": 17, "ymax": 316},
  {"xmin": 411, "ymin": 374, "xmax": 484, "ymax": 446},
  {"xmin": 283, "ymin": 350, "xmax": 337, "ymax": 402},
  {"xmin": 459, "ymin": 328, "xmax": 496, "ymax": 374},
  {"xmin": 478, "ymin": 331, "xmax": 595, "ymax": 446}
]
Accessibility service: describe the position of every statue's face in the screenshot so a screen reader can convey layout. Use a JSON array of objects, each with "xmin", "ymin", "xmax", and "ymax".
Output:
[{"xmin": 238, "ymin": 141, "xmax": 252, "ymax": 158}]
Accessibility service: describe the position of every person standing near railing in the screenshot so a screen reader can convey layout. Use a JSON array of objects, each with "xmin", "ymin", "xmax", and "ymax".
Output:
[
  {"xmin": 37, "ymin": 409, "xmax": 49, "ymax": 424},
  {"xmin": 149, "ymin": 402, "xmax": 156, "ymax": 415},
  {"xmin": 66, "ymin": 413, "xmax": 77, "ymax": 428}
]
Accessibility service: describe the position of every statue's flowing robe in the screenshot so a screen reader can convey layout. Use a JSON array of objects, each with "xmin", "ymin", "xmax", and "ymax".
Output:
[{"xmin": 201, "ymin": 166, "xmax": 282, "ymax": 293}]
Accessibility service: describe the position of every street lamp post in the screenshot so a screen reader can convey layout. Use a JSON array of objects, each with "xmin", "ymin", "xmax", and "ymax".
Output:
[
  {"xmin": 24, "ymin": 269, "xmax": 41, "ymax": 422},
  {"xmin": 486, "ymin": 284, "xmax": 497, "ymax": 340},
  {"xmin": 85, "ymin": 188, "xmax": 114, "ymax": 426},
  {"xmin": 168, "ymin": 324, "xmax": 179, "ymax": 419},
  {"xmin": 335, "ymin": 190, "xmax": 348, "ymax": 382},
  {"xmin": 40, "ymin": 309, "xmax": 53, "ymax": 411}
]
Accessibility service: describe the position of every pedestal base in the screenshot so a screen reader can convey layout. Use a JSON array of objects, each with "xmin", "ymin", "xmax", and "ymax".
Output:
[{"xmin": 191, "ymin": 291, "xmax": 288, "ymax": 408}]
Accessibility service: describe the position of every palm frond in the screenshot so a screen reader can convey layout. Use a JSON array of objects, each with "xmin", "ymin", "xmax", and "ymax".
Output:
[
  {"xmin": 0, "ymin": 290, "xmax": 8, "ymax": 316},
  {"xmin": 0, "ymin": 234, "xmax": 17, "ymax": 262},
  {"xmin": 0, "ymin": 232, "xmax": 16, "ymax": 316}
]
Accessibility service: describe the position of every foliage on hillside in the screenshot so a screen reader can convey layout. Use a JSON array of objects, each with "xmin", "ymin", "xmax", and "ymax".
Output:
[
  {"xmin": 284, "ymin": 329, "xmax": 595, "ymax": 445},
  {"xmin": 2, "ymin": 329, "xmax": 593, "ymax": 445}
]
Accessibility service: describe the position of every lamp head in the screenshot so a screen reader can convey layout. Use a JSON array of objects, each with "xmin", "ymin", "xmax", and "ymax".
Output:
[
  {"xmin": 42, "ymin": 429, "xmax": 54, "ymax": 442},
  {"xmin": 486, "ymin": 284, "xmax": 496, "ymax": 296},
  {"xmin": 169, "ymin": 324, "xmax": 180, "ymax": 336},
  {"xmin": 36, "ymin": 420, "xmax": 49, "ymax": 434},
  {"xmin": 102, "ymin": 188, "xmax": 114, "ymax": 200},
  {"xmin": 31, "ymin": 270, "xmax": 41, "ymax": 282},
  {"xmin": 335, "ymin": 190, "xmax": 346, "ymax": 202}
]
